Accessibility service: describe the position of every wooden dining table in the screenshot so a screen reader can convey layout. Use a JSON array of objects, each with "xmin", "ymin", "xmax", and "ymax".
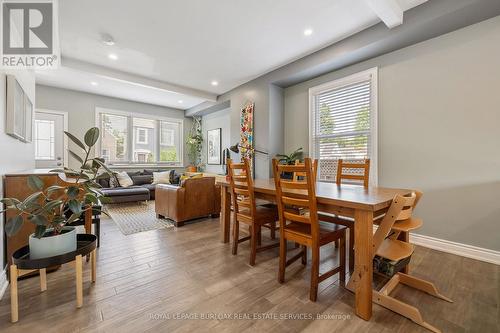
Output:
[{"xmin": 217, "ymin": 178, "xmax": 412, "ymax": 321}]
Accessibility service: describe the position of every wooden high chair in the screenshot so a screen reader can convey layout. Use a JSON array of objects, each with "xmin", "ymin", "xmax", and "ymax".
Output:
[
  {"xmin": 352, "ymin": 192, "xmax": 452, "ymax": 333},
  {"xmin": 227, "ymin": 159, "xmax": 279, "ymax": 266},
  {"xmin": 273, "ymin": 158, "xmax": 347, "ymax": 302}
]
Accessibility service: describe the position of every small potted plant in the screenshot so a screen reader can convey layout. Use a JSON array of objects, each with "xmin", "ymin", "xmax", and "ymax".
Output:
[
  {"xmin": 186, "ymin": 116, "xmax": 204, "ymax": 172},
  {"xmin": 275, "ymin": 148, "xmax": 303, "ymax": 179},
  {"xmin": 1, "ymin": 127, "xmax": 114, "ymax": 259}
]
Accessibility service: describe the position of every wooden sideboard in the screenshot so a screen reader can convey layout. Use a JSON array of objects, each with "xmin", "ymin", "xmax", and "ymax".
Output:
[{"xmin": 3, "ymin": 170, "xmax": 92, "ymax": 266}]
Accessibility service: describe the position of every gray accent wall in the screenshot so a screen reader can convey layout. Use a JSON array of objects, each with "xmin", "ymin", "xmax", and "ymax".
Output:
[
  {"xmin": 35, "ymin": 85, "xmax": 191, "ymax": 170},
  {"xmin": 283, "ymin": 16, "xmax": 500, "ymax": 251},
  {"xmin": 0, "ymin": 70, "xmax": 36, "ymax": 270},
  {"xmin": 202, "ymin": 108, "xmax": 231, "ymax": 174}
]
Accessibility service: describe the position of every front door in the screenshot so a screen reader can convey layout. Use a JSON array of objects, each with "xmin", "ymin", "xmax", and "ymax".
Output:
[{"xmin": 34, "ymin": 111, "xmax": 66, "ymax": 169}]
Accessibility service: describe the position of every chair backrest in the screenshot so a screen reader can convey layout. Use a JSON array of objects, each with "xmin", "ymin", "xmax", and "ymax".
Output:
[
  {"xmin": 272, "ymin": 158, "xmax": 319, "ymax": 240},
  {"xmin": 336, "ymin": 158, "xmax": 370, "ymax": 187},
  {"xmin": 293, "ymin": 159, "xmax": 318, "ymax": 182},
  {"xmin": 372, "ymin": 192, "xmax": 417, "ymax": 253},
  {"xmin": 227, "ymin": 158, "xmax": 256, "ymax": 223}
]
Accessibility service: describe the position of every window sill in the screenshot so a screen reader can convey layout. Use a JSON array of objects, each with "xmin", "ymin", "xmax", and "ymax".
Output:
[{"xmin": 107, "ymin": 164, "xmax": 185, "ymax": 169}]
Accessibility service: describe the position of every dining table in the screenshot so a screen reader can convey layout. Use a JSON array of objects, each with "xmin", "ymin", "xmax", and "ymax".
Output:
[{"xmin": 217, "ymin": 177, "xmax": 412, "ymax": 321}]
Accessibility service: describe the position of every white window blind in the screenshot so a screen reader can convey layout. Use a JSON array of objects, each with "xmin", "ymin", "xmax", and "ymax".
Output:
[{"xmin": 309, "ymin": 68, "xmax": 377, "ymax": 183}]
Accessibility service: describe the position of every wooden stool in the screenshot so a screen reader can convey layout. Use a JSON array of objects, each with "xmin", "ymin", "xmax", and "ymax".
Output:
[{"xmin": 10, "ymin": 234, "xmax": 97, "ymax": 323}]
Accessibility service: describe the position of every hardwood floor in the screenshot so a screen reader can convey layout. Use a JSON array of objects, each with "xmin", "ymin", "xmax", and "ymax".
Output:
[{"xmin": 0, "ymin": 216, "xmax": 498, "ymax": 333}]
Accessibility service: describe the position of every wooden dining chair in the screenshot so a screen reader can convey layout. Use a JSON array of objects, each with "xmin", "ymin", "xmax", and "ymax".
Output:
[
  {"xmin": 227, "ymin": 158, "xmax": 279, "ymax": 266},
  {"xmin": 369, "ymin": 192, "xmax": 452, "ymax": 333},
  {"xmin": 292, "ymin": 159, "xmax": 318, "ymax": 182},
  {"xmin": 336, "ymin": 158, "xmax": 370, "ymax": 187},
  {"xmin": 272, "ymin": 158, "xmax": 347, "ymax": 302}
]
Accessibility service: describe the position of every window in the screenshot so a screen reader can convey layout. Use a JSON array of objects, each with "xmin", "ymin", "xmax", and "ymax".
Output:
[
  {"xmin": 309, "ymin": 68, "xmax": 377, "ymax": 184},
  {"xmin": 34, "ymin": 119, "xmax": 55, "ymax": 160},
  {"xmin": 136, "ymin": 128, "xmax": 148, "ymax": 144},
  {"xmin": 96, "ymin": 108, "xmax": 183, "ymax": 166}
]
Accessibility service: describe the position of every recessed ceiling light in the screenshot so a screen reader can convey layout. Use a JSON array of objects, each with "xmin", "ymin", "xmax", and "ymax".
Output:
[
  {"xmin": 304, "ymin": 28, "xmax": 313, "ymax": 36},
  {"xmin": 101, "ymin": 33, "xmax": 115, "ymax": 46},
  {"xmin": 90, "ymin": 81, "xmax": 98, "ymax": 86},
  {"xmin": 178, "ymin": 100, "xmax": 183, "ymax": 104},
  {"xmin": 211, "ymin": 80, "xmax": 218, "ymax": 86},
  {"xmin": 108, "ymin": 53, "xmax": 118, "ymax": 60}
]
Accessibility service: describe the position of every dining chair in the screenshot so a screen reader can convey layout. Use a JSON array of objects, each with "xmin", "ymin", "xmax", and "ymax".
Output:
[
  {"xmin": 292, "ymin": 159, "xmax": 318, "ymax": 182},
  {"xmin": 272, "ymin": 158, "xmax": 347, "ymax": 302},
  {"xmin": 336, "ymin": 158, "xmax": 370, "ymax": 187},
  {"xmin": 369, "ymin": 192, "xmax": 452, "ymax": 333},
  {"xmin": 328, "ymin": 158, "xmax": 371, "ymax": 271},
  {"xmin": 227, "ymin": 158, "xmax": 279, "ymax": 266}
]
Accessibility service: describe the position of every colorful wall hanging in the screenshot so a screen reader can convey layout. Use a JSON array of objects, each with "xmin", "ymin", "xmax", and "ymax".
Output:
[{"xmin": 240, "ymin": 102, "xmax": 255, "ymax": 175}]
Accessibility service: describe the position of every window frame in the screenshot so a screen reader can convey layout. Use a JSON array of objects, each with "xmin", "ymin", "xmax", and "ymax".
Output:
[
  {"xmin": 308, "ymin": 67, "xmax": 378, "ymax": 185},
  {"xmin": 95, "ymin": 107, "xmax": 184, "ymax": 167},
  {"xmin": 135, "ymin": 127, "xmax": 148, "ymax": 145}
]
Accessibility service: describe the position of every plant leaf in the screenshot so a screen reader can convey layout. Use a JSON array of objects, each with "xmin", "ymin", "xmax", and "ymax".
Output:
[
  {"xmin": 1, "ymin": 198, "xmax": 21, "ymax": 207},
  {"xmin": 68, "ymin": 199, "xmax": 82, "ymax": 214},
  {"xmin": 69, "ymin": 150, "xmax": 84, "ymax": 164},
  {"xmin": 43, "ymin": 200, "xmax": 63, "ymax": 212},
  {"xmin": 64, "ymin": 131, "xmax": 87, "ymax": 151},
  {"xmin": 34, "ymin": 225, "xmax": 47, "ymax": 239},
  {"xmin": 92, "ymin": 158, "xmax": 114, "ymax": 174},
  {"xmin": 27, "ymin": 175, "xmax": 44, "ymax": 191},
  {"xmin": 22, "ymin": 192, "xmax": 42, "ymax": 207},
  {"xmin": 29, "ymin": 214, "xmax": 48, "ymax": 226},
  {"xmin": 5, "ymin": 215, "xmax": 23, "ymax": 236},
  {"xmin": 84, "ymin": 193, "xmax": 98, "ymax": 204},
  {"xmin": 84, "ymin": 127, "xmax": 100, "ymax": 147},
  {"xmin": 66, "ymin": 213, "xmax": 82, "ymax": 224},
  {"xmin": 66, "ymin": 186, "xmax": 80, "ymax": 199}
]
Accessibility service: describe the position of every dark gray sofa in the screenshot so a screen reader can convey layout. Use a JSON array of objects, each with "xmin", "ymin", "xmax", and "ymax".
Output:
[{"xmin": 98, "ymin": 169, "xmax": 179, "ymax": 203}]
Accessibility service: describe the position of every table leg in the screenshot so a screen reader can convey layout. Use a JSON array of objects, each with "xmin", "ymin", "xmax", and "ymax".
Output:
[
  {"xmin": 10, "ymin": 265, "xmax": 18, "ymax": 323},
  {"xmin": 91, "ymin": 250, "xmax": 97, "ymax": 283},
  {"xmin": 40, "ymin": 268, "xmax": 47, "ymax": 292},
  {"xmin": 220, "ymin": 186, "xmax": 231, "ymax": 243},
  {"xmin": 75, "ymin": 255, "xmax": 83, "ymax": 308},
  {"xmin": 353, "ymin": 209, "xmax": 374, "ymax": 320}
]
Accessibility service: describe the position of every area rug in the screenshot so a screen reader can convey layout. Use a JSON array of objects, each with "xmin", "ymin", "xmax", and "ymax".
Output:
[{"xmin": 104, "ymin": 201, "xmax": 174, "ymax": 235}]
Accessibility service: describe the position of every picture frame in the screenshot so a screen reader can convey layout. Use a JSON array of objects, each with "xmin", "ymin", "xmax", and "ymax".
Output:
[
  {"xmin": 6, "ymin": 75, "xmax": 33, "ymax": 142},
  {"xmin": 207, "ymin": 128, "xmax": 222, "ymax": 165},
  {"xmin": 6, "ymin": 75, "xmax": 26, "ymax": 140}
]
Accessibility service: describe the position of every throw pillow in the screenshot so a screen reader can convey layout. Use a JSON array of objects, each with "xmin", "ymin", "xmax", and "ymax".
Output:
[
  {"xmin": 179, "ymin": 175, "xmax": 189, "ymax": 187},
  {"xmin": 109, "ymin": 173, "xmax": 120, "ymax": 188},
  {"xmin": 132, "ymin": 175, "xmax": 153, "ymax": 186},
  {"xmin": 152, "ymin": 171, "xmax": 171, "ymax": 184},
  {"xmin": 115, "ymin": 171, "xmax": 133, "ymax": 187}
]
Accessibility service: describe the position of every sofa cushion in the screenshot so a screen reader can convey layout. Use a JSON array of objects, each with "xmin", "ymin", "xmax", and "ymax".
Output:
[
  {"xmin": 132, "ymin": 174, "xmax": 153, "ymax": 185},
  {"xmin": 141, "ymin": 184, "xmax": 157, "ymax": 192},
  {"xmin": 116, "ymin": 171, "xmax": 133, "ymax": 187},
  {"xmin": 102, "ymin": 186, "xmax": 149, "ymax": 197}
]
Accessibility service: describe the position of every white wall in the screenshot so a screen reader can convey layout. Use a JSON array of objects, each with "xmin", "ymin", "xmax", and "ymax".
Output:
[
  {"xmin": 284, "ymin": 16, "xmax": 500, "ymax": 251},
  {"xmin": 0, "ymin": 70, "xmax": 36, "ymax": 270},
  {"xmin": 35, "ymin": 85, "xmax": 191, "ymax": 170},
  {"xmin": 202, "ymin": 108, "xmax": 231, "ymax": 174}
]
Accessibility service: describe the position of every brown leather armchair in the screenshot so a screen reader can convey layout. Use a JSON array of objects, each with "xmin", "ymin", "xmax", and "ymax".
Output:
[{"xmin": 155, "ymin": 177, "xmax": 221, "ymax": 227}]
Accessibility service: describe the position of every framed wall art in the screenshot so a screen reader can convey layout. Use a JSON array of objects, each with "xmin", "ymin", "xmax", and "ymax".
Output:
[{"xmin": 207, "ymin": 128, "xmax": 221, "ymax": 165}]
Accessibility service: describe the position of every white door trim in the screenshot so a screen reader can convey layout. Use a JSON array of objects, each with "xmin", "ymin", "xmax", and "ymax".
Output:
[{"xmin": 35, "ymin": 109, "xmax": 69, "ymax": 168}]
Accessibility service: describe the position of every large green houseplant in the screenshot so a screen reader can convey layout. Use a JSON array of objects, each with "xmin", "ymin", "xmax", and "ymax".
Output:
[
  {"xmin": 186, "ymin": 116, "xmax": 204, "ymax": 171},
  {"xmin": 1, "ymin": 127, "xmax": 114, "ymax": 259}
]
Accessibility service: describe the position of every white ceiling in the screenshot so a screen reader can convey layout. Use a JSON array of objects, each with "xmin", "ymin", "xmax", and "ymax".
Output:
[{"xmin": 36, "ymin": 0, "xmax": 428, "ymax": 110}]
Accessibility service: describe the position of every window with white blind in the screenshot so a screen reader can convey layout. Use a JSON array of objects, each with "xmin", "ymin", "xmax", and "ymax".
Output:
[{"xmin": 309, "ymin": 68, "xmax": 378, "ymax": 184}]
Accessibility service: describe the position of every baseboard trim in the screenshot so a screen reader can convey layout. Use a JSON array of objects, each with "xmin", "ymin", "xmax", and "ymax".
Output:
[
  {"xmin": 373, "ymin": 225, "xmax": 500, "ymax": 265},
  {"xmin": 409, "ymin": 232, "xmax": 500, "ymax": 265},
  {"xmin": 0, "ymin": 268, "xmax": 7, "ymax": 301}
]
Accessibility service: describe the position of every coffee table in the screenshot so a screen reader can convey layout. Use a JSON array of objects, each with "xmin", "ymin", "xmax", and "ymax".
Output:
[{"xmin": 9, "ymin": 234, "xmax": 97, "ymax": 323}]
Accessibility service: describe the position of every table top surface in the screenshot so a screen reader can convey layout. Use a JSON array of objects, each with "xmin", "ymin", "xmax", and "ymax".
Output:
[{"xmin": 218, "ymin": 178, "xmax": 412, "ymax": 211}]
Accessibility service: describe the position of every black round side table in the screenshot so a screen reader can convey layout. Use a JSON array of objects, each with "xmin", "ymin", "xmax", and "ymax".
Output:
[{"xmin": 9, "ymin": 234, "xmax": 97, "ymax": 323}]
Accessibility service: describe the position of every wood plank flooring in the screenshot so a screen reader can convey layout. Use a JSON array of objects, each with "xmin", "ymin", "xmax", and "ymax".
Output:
[{"xmin": 0, "ymin": 216, "xmax": 498, "ymax": 333}]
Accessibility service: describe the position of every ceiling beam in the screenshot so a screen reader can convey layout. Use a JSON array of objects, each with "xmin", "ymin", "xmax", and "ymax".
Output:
[
  {"xmin": 61, "ymin": 57, "xmax": 218, "ymax": 102},
  {"xmin": 364, "ymin": 0, "xmax": 404, "ymax": 29}
]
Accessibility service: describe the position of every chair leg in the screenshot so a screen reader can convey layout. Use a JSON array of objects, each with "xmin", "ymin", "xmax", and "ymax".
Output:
[
  {"xmin": 349, "ymin": 226, "xmax": 355, "ymax": 272},
  {"xmin": 301, "ymin": 245, "xmax": 307, "ymax": 265},
  {"xmin": 270, "ymin": 221, "xmax": 276, "ymax": 240},
  {"xmin": 399, "ymin": 231, "xmax": 410, "ymax": 273},
  {"xmin": 96, "ymin": 219, "xmax": 101, "ymax": 248},
  {"xmin": 339, "ymin": 234, "xmax": 346, "ymax": 286},
  {"xmin": 310, "ymin": 245, "xmax": 320, "ymax": 302},
  {"xmin": 257, "ymin": 225, "xmax": 262, "ymax": 246},
  {"xmin": 335, "ymin": 239, "xmax": 339, "ymax": 248},
  {"xmin": 250, "ymin": 224, "xmax": 258, "ymax": 266},
  {"xmin": 278, "ymin": 237, "xmax": 286, "ymax": 283},
  {"xmin": 232, "ymin": 220, "xmax": 239, "ymax": 255},
  {"xmin": 397, "ymin": 273, "xmax": 453, "ymax": 303}
]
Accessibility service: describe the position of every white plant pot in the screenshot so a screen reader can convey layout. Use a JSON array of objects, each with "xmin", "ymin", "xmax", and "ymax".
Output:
[{"xmin": 29, "ymin": 227, "xmax": 77, "ymax": 259}]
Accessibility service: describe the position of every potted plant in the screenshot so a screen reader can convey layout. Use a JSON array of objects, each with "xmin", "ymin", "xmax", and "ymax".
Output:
[
  {"xmin": 1, "ymin": 127, "xmax": 114, "ymax": 259},
  {"xmin": 186, "ymin": 116, "xmax": 204, "ymax": 172},
  {"xmin": 275, "ymin": 148, "xmax": 303, "ymax": 179}
]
